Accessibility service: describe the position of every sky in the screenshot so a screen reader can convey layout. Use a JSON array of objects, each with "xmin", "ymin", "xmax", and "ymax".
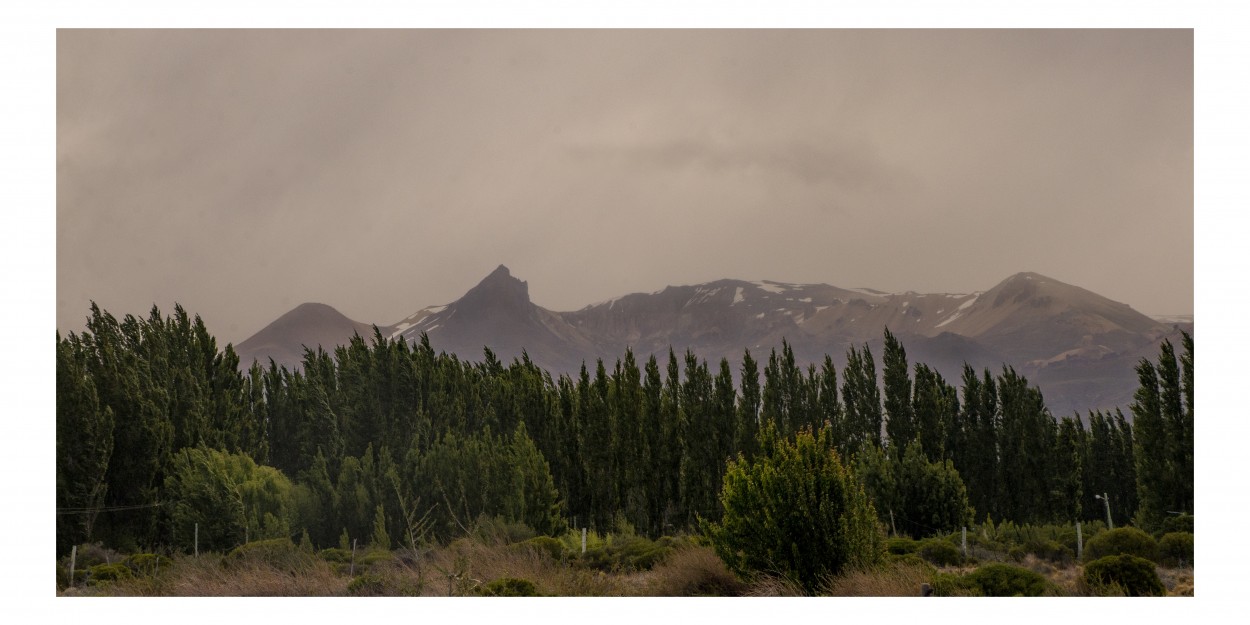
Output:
[{"xmin": 55, "ymin": 28, "xmax": 1194, "ymax": 345}]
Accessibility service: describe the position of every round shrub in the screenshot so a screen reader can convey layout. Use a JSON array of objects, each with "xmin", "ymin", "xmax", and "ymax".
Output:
[
  {"xmin": 123, "ymin": 553, "xmax": 173, "ymax": 576},
  {"xmin": 613, "ymin": 535, "xmax": 672, "ymax": 571},
  {"xmin": 1157, "ymin": 532, "xmax": 1194, "ymax": 568},
  {"xmin": 513, "ymin": 535, "xmax": 566, "ymax": 561},
  {"xmin": 917, "ymin": 539, "xmax": 963, "ymax": 567},
  {"xmin": 1007, "ymin": 544, "xmax": 1027, "ymax": 562},
  {"xmin": 477, "ymin": 577, "xmax": 542, "ymax": 596},
  {"xmin": 1022, "ymin": 539, "xmax": 1073, "ymax": 565},
  {"xmin": 930, "ymin": 571, "xmax": 981, "ymax": 597},
  {"xmin": 1083, "ymin": 527, "xmax": 1158, "ymax": 562},
  {"xmin": 886, "ymin": 537, "xmax": 919, "ymax": 555},
  {"xmin": 225, "ymin": 537, "xmax": 313, "ymax": 573},
  {"xmin": 72, "ymin": 543, "xmax": 126, "ymax": 569},
  {"xmin": 887, "ymin": 553, "xmax": 937, "ymax": 576},
  {"xmin": 1084, "ymin": 554, "xmax": 1164, "ymax": 596},
  {"xmin": 962, "ymin": 563, "xmax": 1054, "ymax": 597},
  {"xmin": 318, "ymin": 547, "xmax": 353, "ymax": 563},
  {"xmin": 87, "ymin": 562, "xmax": 133, "ymax": 585},
  {"xmin": 347, "ymin": 573, "xmax": 388, "ymax": 596}
]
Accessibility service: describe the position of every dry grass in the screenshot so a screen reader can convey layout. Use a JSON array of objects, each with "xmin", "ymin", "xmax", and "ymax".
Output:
[
  {"xmin": 822, "ymin": 561, "xmax": 935, "ymax": 597},
  {"xmin": 638, "ymin": 545, "xmax": 746, "ymax": 596},
  {"xmin": 415, "ymin": 537, "xmax": 622, "ymax": 596},
  {"xmin": 57, "ymin": 538, "xmax": 1198, "ymax": 597},
  {"xmin": 740, "ymin": 574, "xmax": 805, "ymax": 597},
  {"xmin": 1158, "ymin": 566, "xmax": 1194, "ymax": 596},
  {"xmin": 61, "ymin": 553, "xmax": 349, "ymax": 597}
]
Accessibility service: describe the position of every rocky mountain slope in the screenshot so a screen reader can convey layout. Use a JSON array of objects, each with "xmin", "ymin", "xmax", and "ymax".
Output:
[{"xmin": 234, "ymin": 267, "xmax": 1189, "ymax": 417}]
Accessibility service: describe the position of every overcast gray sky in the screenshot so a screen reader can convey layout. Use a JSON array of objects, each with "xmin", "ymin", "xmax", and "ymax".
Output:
[{"xmin": 57, "ymin": 29, "xmax": 1193, "ymax": 345}]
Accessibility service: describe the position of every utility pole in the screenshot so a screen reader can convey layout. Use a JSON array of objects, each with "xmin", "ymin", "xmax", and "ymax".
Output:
[{"xmin": 1095, "ymin": 492, "xmax": 1113, "ymax": 529}]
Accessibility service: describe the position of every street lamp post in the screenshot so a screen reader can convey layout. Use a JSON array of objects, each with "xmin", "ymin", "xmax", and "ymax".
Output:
[{"xmin": 1094, "ymin": 492, "xmax": 1113, "ymax": 529}]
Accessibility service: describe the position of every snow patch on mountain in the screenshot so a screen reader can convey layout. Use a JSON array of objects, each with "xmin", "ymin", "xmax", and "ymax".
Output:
[
  {"xmin": 935, "ymin": 294, "xmax": 980, "ymax": 328},
  {"xmin": 753, "ymin": 281, "xmax": 793, "ymax": 294}
]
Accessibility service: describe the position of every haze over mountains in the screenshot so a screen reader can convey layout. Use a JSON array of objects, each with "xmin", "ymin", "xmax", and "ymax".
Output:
[{"xmin": 235, "ymin": 265, "xmax": 1191, "ymax": 417}]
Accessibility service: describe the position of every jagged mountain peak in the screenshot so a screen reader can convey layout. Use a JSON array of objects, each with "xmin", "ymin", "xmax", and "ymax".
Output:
[
  {"xmin": 487, "ymin": 264, "xmax": 514, "ymax": 280},
  {"xmin": 459, "ymin": 264, "xmax": 530, "ymax": 309}
]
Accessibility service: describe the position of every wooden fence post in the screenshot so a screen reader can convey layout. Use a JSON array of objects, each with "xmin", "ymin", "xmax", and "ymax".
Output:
[{"xmin": 1076, "ymin": 521, "xmax": 1083, "ymax": 561}]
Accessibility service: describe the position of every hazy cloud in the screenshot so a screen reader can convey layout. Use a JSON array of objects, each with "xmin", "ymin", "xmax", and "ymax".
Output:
[{"xmin": 57, "ymin": 29, "xmax": 1193, "ymax": 344}]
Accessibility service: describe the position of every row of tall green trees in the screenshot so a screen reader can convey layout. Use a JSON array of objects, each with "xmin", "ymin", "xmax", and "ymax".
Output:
[{"xmin": 56, "ymin": 304, "xmax": 1192, "ymax": 556}]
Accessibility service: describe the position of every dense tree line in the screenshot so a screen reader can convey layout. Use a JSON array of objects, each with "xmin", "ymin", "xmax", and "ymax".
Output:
[{"xmin": 56, "ymin": 304, "xmax": 1193, "ymax": 556}]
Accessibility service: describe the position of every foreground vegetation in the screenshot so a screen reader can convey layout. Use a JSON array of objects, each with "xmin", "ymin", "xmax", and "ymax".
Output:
[{"xmin": 56, "ymin": 517, "xmax": 1193, "ymax": 597}]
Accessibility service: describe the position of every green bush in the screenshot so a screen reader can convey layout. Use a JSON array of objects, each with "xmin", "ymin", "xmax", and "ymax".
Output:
[
  {"xmin": 87, "ymin": 562, "xmax": 133, "ymax": 584},
  {"xmin": 1157, "ymin": 532, "xmax": 1194, "ymax": 568},
  {"xmin": 318, "ymin": 547, "xmax": 353, "ymax": 563},
  {"xmin": 346, "ymin": 573, "xmax": 388, "ymax": 596},
  {"xmin": 577, "ymin": 534, "xmax": 673, "ymax": 572},
  {"xmin": 122, "ymin": 553, "xmax": 173, "ymax": 576},
  {"xmin": 477, "ymin": 577, "xmax": 542, "ymax": 596},
  {"xmin": 887, "ymin": 553, "xmax": 937, "ymax": 576},
  {"xmin": 1020, "ymin": 539, "xmax": 1073, "ymax": 565},
  {"xmin": 886, "ymin": 537, "xmax": 919, "ymax": 555},
  {"xmin": 69, "ymin": 543, "xmax": 125, "ymax": 569},
  {"xmin": 962, "ymin": 563, "xmax": 1054, "ymax": 596},
  {"xmin": 225, "ymin": 537, "xmax": 313, "ymax": 573},
  {"xmin": 916, "ymin": 539, "xmax": 963, "ymax": 567},
  {"xmin": 1083, "ymin": 527, "xmax": 1158, "ymax": 562},
  {"xmin": 513, "ymin": 535, "xmax": 566, "ymax": 561},
  {"xmin": 704, "ymin": 425, "xmax": 884, "ymax": 594},
  {"xmin": 1157, "ymin": 513, "xmax": 1193, "ymax": 537},
  {"xmin": 1084, "ymin": 554, "xmax": 1165, "ymax": 596},
  {"xmin": 472, "ymin": 515, "xmax": 537, "ymax": 545},
  {"xmin": 1007, "ymin": 544, "xmax": 1027, "ymax": 562},
  {"xmin": 930, "ymin": 571, "xmax": 980, "ymax": 597}
]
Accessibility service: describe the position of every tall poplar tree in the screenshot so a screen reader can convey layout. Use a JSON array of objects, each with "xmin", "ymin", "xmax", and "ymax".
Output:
[
  {"xmin": 841, "ymin": 344, "xmax": 883, "ymax": 451},
  {"xmin": 736, "ymin": 349, "xmax": 762, "ymax": 460},
  {"xmin": 882, "ymin": 328, "xmax": 915, "ymax": 455}
]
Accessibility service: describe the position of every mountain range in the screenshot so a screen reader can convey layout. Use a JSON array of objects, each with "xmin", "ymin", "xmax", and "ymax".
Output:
[{"xmin": 235, "ymin": 265, "xmax": 1191, "ymax": 417}]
